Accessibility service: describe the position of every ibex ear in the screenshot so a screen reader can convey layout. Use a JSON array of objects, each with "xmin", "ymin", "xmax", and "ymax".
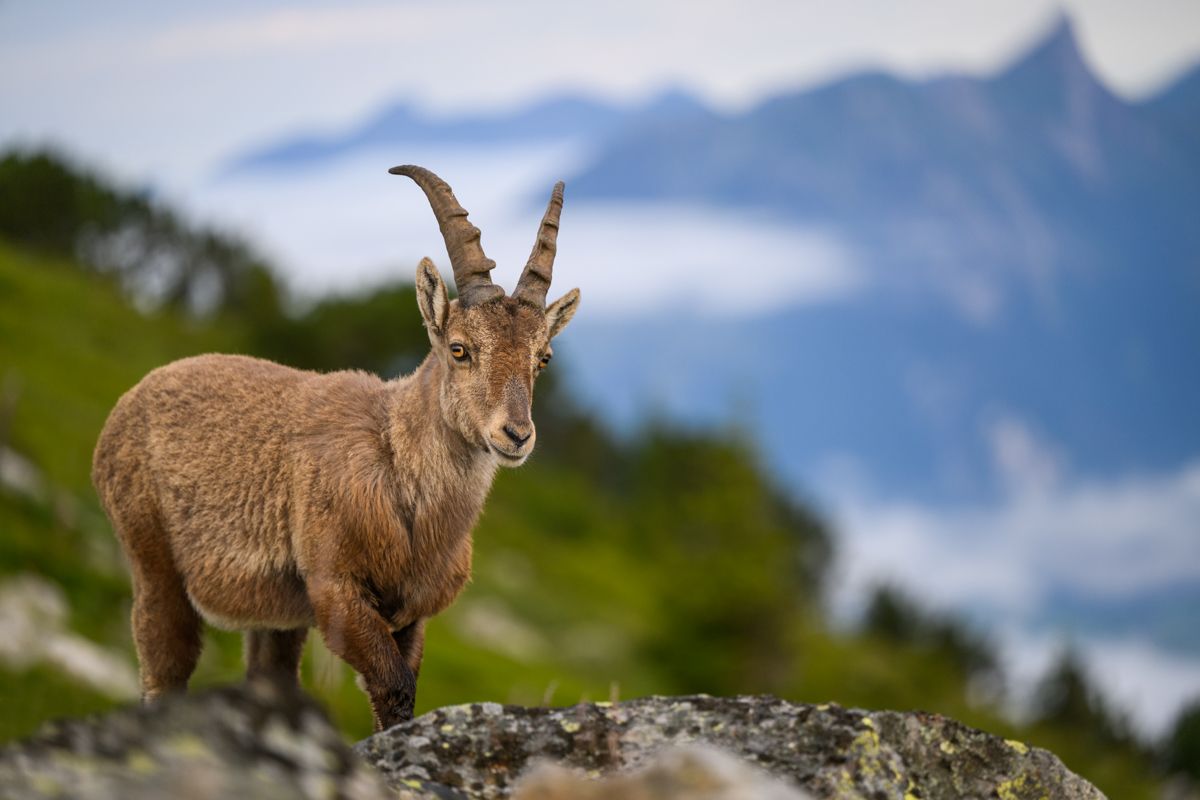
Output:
[
  {"xmin": 415, "ymin": 257, "xmax": 449, "ymax": 337},
  {"xmin": 545, "ymin": 288, "xmax": 580, "ymax": 339}
]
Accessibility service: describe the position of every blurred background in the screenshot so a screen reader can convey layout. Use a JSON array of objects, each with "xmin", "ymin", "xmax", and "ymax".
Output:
[{"xmin": 1, "ymin": 1, "xmax": 1199, "ymax": 795}]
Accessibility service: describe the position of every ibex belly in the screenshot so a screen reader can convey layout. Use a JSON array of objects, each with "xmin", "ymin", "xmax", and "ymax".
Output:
[{"xmin": 184, "ymin": 561, "xmax": 314, "ymax": 631}]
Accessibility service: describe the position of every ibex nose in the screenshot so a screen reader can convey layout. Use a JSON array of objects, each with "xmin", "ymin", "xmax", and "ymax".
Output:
[{"xmin": 503, "ymin": 425, "xmax": 531, "ymax": 447}]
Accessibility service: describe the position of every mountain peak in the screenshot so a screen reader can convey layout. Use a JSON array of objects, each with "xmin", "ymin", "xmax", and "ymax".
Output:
[
  {"xmin": 991, "ymin": 12, "xmax": 1113, "ymax": 109},
  {"xmin": 1037, "ymin": 13, "xmax": 1082, "ymax": 60},
  {"xmin": 1002, "ymin": 13, "xmax": 1089, "ymax": 81}
]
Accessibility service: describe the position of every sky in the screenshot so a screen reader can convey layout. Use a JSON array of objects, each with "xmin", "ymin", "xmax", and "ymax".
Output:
[{"xmin": 3, "ymin": 0, "xmax": 1200, "ymax": 184}]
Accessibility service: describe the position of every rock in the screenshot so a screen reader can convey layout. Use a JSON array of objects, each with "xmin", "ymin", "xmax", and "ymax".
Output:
[
  {"xmin": 356, "ymin": 694, "xmax": 1106, "ymax": 800},
  {"xmin": 0, "ymin": 688, "xmax": 1106, "ymax": 800},
  {"xmin": 0, "ymin": 679, "xmax": 391, "ymax": 800}
]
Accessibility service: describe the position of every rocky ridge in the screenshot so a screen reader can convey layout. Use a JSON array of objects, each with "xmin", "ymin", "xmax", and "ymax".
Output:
[
  {"xmin": 358, "ymin": 693, "xmax": 1103, "ymax": 800},
  {"xmin": 0, "ymin": 682, "xmax": 1105, "ymax": 799}
]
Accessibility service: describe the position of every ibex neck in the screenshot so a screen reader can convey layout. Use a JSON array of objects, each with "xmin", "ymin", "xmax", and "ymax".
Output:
[{"xmin": 385, "ymin": 353, "xmax": 492, "ymax": 481}]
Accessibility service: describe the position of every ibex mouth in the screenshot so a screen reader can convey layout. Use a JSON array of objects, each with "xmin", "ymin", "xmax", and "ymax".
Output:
[{"xmin": 487, "ymin": 442, "xmax": 529, "ymax": 465}]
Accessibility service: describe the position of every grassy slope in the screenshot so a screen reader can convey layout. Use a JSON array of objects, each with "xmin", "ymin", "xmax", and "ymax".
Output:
[
  {"xmin": 0, "ymin": 240, "xmax": 244, "ymax": 735},
  {"xmin": 0, "ymin": 240, "xmax": 1161, "ymax": 797}
]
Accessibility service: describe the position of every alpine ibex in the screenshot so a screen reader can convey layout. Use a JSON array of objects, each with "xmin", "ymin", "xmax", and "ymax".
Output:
[{"xmin": 92, "ymin": 166, "xmax": 580, "ymax": 731}]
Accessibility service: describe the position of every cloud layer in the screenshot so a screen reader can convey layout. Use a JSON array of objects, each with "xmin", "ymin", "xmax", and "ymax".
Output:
[
  {"xmin": 180, "ymin": 146, "xmax": 863, "ymax": 315},
  {"xmin": 825, "ymin": 417, "xmax": 1200, "ymax": 736}
]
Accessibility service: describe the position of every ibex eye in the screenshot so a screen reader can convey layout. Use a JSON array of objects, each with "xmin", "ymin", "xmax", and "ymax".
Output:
[
  {"xmin": 539, "ymin": 354, "xmax": 552, "ymax": 369},
  {"xmin": 450, "ymin": 343, "xmax": 468, "ymax": 361}
]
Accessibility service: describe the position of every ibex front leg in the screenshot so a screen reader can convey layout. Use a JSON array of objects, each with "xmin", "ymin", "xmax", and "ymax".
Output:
[
  {"xmin": 393, "ymin": 618, "xmax": 426, "ymax": 686},
  {"xmin": 309, "ymin": 578, "xmax": 415, "ymax": 731}
]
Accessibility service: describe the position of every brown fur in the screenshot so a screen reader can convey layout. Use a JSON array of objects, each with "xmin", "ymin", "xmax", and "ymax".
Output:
[{"xmin": 92, "ymin": 183, "xmax": 579, "ymax": 731}]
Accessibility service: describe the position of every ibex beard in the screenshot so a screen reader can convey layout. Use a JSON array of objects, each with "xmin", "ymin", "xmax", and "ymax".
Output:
[{"xmin": 91, "ymin": 166, "xmax": 580, "ymax": 731}]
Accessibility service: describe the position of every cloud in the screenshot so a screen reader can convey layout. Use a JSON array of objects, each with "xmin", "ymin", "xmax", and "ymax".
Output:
[
  {"xmin": 985, "ymin": 415, "xmax": 1065, "ymax": 496},
  {"xmin": 181, "ymin": 146, "xmax": 864, "ymax": 315},
  {"xmin": 1000, "ymin": 628, "xmax": 1200, "ymax": 738},
  {"xmin": 142, "ymin": 6, "xmax": 472, "ymax": 61},
  {"xmin": 826, "ymin": 410, "xmax": 1200, "ymax": 614},
  {"xmin": 552, "ymin": 203, "xmax": 863, "ymax": 317},
  {"xmin": 830, "ymin": 456, "xmax": 1200, "ymax": 617},
  {"xmin": 823, "ymin": 417, "xmax": 1200, "ymax": 736}
]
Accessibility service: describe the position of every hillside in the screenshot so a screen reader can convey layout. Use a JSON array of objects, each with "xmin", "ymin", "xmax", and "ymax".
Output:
[{"xmin": 0, "ymin": 240, "xmax": 240, "ymax": 736}]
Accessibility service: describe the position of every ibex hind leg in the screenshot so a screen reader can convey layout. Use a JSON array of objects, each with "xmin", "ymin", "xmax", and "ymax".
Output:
[
  {"xmin": 245, "ymin": 628, "xmax": 308, "ymax": 685},
  {"xmin": 120, "ymin": 517, "xmax": 203, "ymax": 702}
]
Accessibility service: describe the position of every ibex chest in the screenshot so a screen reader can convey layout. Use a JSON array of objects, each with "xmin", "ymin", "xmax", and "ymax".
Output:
[
  {"xmin": 366, "ymin": 492, "xmax": 482, "ymax": 630},
  {"xmin": 312, "ymin": 415, "xmax": 495, "ymax": 630}
]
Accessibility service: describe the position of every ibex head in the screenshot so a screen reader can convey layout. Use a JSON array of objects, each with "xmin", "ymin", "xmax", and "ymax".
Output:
[{"xmin": 391, "ymin": 165, "xmax": 580, "ymax": 467}]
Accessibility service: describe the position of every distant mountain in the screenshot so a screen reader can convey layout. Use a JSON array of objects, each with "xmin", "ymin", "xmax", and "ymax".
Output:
[
  {"xmin": 224, "ymin": 90, "xmax": 708, "ymax": 174},
  {"xmin": 569, "ymin": 17, "xmax": 1200, "ymax": 308},
  {"xmin": 563, "ymin": 15, "xmax": 1200, "ymax": 505}
]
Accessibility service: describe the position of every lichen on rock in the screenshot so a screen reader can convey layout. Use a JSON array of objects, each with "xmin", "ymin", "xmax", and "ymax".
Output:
[
  {"xmin": 0, "ymin": 687, "xmax": 1106, "ymax": 800},
  {"xmin": 356, "ymin": 694, "xmax": 1106, "ymax": 800}
]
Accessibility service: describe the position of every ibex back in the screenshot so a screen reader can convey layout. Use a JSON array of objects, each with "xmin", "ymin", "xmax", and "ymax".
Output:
[{"xmin": 91, "ymin": 166, "xmax": 580, "ymax": 731}]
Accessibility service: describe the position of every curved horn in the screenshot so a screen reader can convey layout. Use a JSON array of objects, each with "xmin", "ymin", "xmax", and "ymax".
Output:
[
  {"xmin": 389, "ymin": 165, "xmax": 503, "ymax": 306},
  {"xmin": 513, "ymin": 181, "xmax": 564, "ymax": 307}
]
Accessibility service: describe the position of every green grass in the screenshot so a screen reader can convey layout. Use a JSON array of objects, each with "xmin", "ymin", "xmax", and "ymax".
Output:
[
  {"xmin": 0, "ymin": 241, "xmax": 240, "ymax": 494},
  {"xmin": 0, "ymin": 664, "xmax": 120, "ymax": 742},
  {"xmin": 0, "ymin": 240, "xmax": 252, "ymax": 734}
]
